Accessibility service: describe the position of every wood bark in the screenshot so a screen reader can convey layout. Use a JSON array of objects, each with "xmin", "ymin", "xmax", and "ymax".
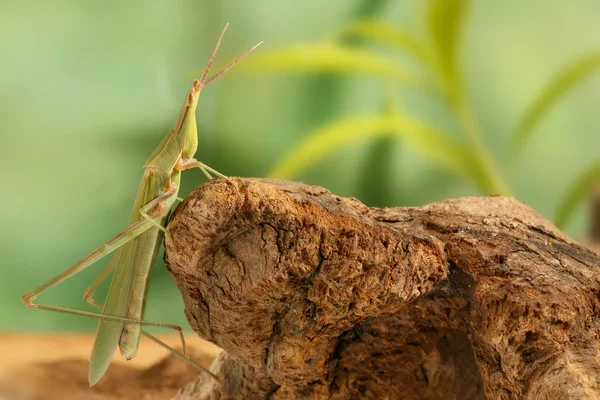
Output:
[{"xmin": 164, "ymin": 178, "xmax": 600, "ymax": 400}]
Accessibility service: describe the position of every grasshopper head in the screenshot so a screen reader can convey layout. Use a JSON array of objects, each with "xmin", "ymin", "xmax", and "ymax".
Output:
[
  {"xmin": 178, "ymin": 79, "xmax": 202, "ymax": 159},
  {"xmin": 177, "ymin": 24, "xmax": 261, "ymax": 162}
]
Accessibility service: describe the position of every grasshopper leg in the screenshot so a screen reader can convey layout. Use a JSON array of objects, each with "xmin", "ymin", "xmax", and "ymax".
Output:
[
  {"xmin": 138, "ymin": 188, "xmax": 177, "ymax": 233},
  {"xmin": 22, "ymin": 213, "xmax": 160, "ymax": 305},
  {"xmin": 141, "ymin": 331, "xmax": 221, "ymax": 383},
  {"xmin": 21, "ymin": 211, "xmax": 187, "ymax": 335},
  {"xmin": 82, "ymin": 249, "xmax": 121, "ymax": 309},
  {"xmin": 177, "ymin": 158, "xmax": 233, "ymax": 184},
  {"xmin": 81, "ymin": 269, "xmax": 221, "ymax": 383},
  {"xmin": 24, "ymin": 298, "xmax": 188, "ymax": 341}
]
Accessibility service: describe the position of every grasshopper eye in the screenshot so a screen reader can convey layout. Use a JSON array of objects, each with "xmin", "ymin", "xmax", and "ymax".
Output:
[
  {"xmin": 186, "ymin": 92, "xmax": 194, "ymax": 107},
  {"xmin": 192, "ymin": 79, "xmax": 202, "ymax": 91}
]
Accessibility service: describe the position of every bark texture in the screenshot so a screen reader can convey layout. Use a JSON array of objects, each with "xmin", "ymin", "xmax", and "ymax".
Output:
[{"xmin": 164, "ymin": 178, "xmax": 600, "ymax": 400}]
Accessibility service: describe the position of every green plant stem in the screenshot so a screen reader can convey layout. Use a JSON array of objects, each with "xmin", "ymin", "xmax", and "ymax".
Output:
[
  {"xmin": 454, "ymin": 91, "xmax": 510, "ymax": 196},
  {"xmin": 591, "ymin": 185, "xmax": 600, "ymax": 241}
]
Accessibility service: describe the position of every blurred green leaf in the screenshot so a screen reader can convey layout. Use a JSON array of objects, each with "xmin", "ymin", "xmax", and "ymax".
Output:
[
  {"xmin": 514, "ymin": 52, "xmax": 600, "ymax": 153},
  {"xmin": 425, "ymin": 0, "xmax": 508, "ymax": 196},
  {"xmin": 555, "ymin": 160, "xmax": 600, "ymax": 229},
  {"xmin": 425, "ymin": 0, "xmax": 468, "ymax": 97},
  {"xmin": 234, "ymin": 43, "xmax": 419, "ymax": 83},
  {"xmin": 341, "ymin": 20, "xmax": 432, "ymax": 68},
  {"xmin": 356, "ymin": 136, "xmax": 396, "ymax": 207},
  {"xmin": 351, "ymin": 0, "xmax": 393, "ymax": 18},
  {"xmin": 269, "ymin": 115, "xmax": 493, "ymax": 192},
  {"xmin": 356, "ymin": 92, "xmax": 401, "ymax": 207}
]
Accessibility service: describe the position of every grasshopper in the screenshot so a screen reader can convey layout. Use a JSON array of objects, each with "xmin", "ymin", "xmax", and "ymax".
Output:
[{"xmin": 22, "ymin": 24, "xmax": 261, "ymax": 386}]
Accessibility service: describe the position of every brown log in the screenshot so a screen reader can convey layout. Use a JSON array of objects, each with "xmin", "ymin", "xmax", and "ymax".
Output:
[{"xmin": 164, "ymin": 178, "xmax": 600, "ymax": 400}]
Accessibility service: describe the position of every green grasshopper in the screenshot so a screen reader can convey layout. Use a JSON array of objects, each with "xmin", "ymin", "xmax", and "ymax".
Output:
[{"xmin": 22, "ymin": 24, "xmax": 261, "ymax": 386}]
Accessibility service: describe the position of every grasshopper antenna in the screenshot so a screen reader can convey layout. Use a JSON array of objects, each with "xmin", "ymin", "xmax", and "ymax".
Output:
[
  {"xmin": 199, "ymin": 23, "xmax": 230, "ymax": 85},
  {"xmin": 204, "ymin": 41, "xmax": 263, "ymax": 87},
  {"xmin": 199, "ymin": 23, "xmax": 263, "ymax": 88}
]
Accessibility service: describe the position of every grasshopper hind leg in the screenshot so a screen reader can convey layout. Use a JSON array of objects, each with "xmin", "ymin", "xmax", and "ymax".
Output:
[
  {"xmin": 82, "ymin": 249, "xmax": 121, "ymax": 309},
  {"xmin": 177, "ymin": 158, "xmax": 233, "ymax": 184}
]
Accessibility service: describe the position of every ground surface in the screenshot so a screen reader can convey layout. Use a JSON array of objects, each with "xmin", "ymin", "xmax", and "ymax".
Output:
[{"xmin": 0, "ymin": 334, "xmax": 220, "ymax": 400}]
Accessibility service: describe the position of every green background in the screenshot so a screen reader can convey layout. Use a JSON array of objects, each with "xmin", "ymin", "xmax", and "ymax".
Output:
[{"xmin": 1, "ymin": 0, "xmax": 599, "ymax": 332}]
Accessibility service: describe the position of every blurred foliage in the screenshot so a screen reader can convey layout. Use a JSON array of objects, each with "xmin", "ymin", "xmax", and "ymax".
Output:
[
  {"xmin": 259, "ymin": 0, "xmax": 600, "ymax": 206},
  {"xmin": 514, "ymin": 52, "xmax": 600, "ymax": 154},
  {"xmin": 238, "ymin": 43, "xmax": 418, "ymax": 83},
  {"xmin": 556, "ymin": 160, "xmax": 600, "ymax": 230},
  {"xmin": 1, "ymin": 1, "xmax": 599, "ymax": 333},
  {"xmin": 268, "ymin": 115, "xmax": 486, "ymax": 190}
]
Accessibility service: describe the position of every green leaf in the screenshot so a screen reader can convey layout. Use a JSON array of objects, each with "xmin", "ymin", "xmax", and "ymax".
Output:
[
  {"xmin": 425, "ymin": 0, "xmax": 468, "ymax": 96},
  {"xmin": 341, "ymin": 20, "xmax": 432, "ymax": 68},
  {"xmin": 233, "ymin": 43, "xmax": 419, "ymax": 83},
  {"xmin": 555, "ymin": 160, "xmax": 600, "ymax": 230},
  {"xmin": 268, "ymin": 115, "xmax": 493, "ymax": 193},
  {"xmin": 356, "ymin": 93, "xmax": 401, "ymax": 207},
  {"xmin": 356, "ymin": 136, "xmax": 397, "ymax": 207},
  {"xmin": 351, "ymin": 0, "xmax": 393, "ymax": 18},
  {"xmin": 514, "ymin": 52, "xmax": 600, "ymax": 153},
  {"xmin": 425, "ymin": 0, "xmax": 509, "ymax": 196}
]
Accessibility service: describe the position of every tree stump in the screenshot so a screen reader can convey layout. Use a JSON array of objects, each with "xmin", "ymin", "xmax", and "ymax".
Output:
[{"xmin": 164, "ymin": 178, "xmax": 600, "ymax": 400}]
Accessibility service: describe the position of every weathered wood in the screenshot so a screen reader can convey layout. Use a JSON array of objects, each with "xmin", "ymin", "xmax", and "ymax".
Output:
[{"xmin": 165, "ymin": 178, "xmax": 600, "ymax": 400}]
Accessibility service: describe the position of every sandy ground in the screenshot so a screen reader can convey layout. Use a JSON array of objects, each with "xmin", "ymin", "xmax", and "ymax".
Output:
[{"xmin": 0, "ymin": 333, "xmax": 221, "ymax": 400}]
